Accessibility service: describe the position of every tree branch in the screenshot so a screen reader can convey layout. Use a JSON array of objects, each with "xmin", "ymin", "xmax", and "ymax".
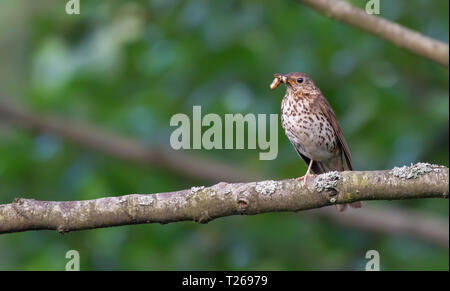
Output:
[
  {"xmin": 296, "ymin": 0, "xmax": 449, "ymax": 68},
  {"xmin": 1, "ymin": 164, "xmax": 448, "ymax": 234},
  {"xmin": 0, "ymin": 101, "xmax": 448, "ymax": 245},
  {"xmin": 309, "ymin": 206, "xmax": 449, "ymax": 248},
  {"xmin": 0, "ymin": 101, "xmax": 257, "ymax": 183}
]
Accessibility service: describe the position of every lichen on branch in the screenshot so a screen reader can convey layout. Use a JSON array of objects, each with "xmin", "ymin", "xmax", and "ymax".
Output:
[{"xmin": 0, "ymin": 163, "xmax": 448, "ymax": 235}]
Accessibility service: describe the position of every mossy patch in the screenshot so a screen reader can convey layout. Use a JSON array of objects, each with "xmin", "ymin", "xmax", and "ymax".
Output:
[
  {"xmin": 314, "ymin": 171, "xmax": 341, "ymax": 192},
  {"xmin": 255, "ymin": 180, "xmax": 278, "ymax": 195},
  {"xmin": 392, "ymin": 162, "xmax": 441, "ymax": 180}
]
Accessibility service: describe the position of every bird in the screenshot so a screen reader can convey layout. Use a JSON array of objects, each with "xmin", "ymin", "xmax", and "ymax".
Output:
[{"xmin": 271, "ymin": 72, "xmax": 362, "ymax": 211}]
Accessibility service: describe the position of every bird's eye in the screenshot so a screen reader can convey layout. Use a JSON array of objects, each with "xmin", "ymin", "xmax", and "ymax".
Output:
[{"xmin": 297, "ymin": 78, "xmax": 304, "ymax": 83}]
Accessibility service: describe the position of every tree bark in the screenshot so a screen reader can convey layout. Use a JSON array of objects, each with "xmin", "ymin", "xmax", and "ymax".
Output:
[
  {"xmin": 1, "ymin": 164, "xmax": 447, "ymax": 234},
  {"xmin": 297, "ymin": 0, "xmax": 449, "ymax": 68}
]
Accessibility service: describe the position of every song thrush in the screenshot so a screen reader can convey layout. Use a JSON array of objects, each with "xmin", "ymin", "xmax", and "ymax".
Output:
[{"xmin": 271, "ymin": 72, "xmax": 362, "ymax": 211}]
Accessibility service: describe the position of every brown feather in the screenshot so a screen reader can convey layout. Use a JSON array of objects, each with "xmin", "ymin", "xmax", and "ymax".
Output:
[
  {"xmin": 276, "ymin": 71, "xmax": 360, "ymax": 212},
  {"xmin": 313, "ymin": 95, "xmax": 353, "ymax": 171},
  {"xmin": 315, "ymin": 149, "xmax": 344, "ymax": 172}
]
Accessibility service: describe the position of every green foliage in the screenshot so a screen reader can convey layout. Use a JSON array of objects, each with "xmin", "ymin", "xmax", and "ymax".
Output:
[{"xmin": 0, "ymin": 0, "xmax": 448, "ymax": 270}]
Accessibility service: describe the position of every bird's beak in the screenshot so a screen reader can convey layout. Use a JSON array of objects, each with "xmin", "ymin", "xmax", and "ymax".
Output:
[
  {"xmin": 270, "ymin": 73, "xmax": 291, "ymax": 90},
  {"xmin": 274, "ymin": 73, "xmax": 287, "ymax": 84}
]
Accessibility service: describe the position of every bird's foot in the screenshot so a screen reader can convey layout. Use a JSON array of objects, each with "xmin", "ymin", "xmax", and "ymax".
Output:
[{"xmin": 297, "ymin": 173, "xmax": 315, "ymax": 186}]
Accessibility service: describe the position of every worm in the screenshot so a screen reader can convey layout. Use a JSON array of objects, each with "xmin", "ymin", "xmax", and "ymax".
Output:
[{"xmin": 270, "ymin": 76, "xmax": 280, "ymax": 90}]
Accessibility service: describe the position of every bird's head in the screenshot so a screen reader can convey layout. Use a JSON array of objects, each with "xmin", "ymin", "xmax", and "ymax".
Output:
[{"xmin": 272, "ymin": 72, "xmax": 318, "ymax": 96}]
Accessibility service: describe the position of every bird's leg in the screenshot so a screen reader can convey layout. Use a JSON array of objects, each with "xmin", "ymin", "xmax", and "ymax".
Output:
[{"xmin": 297, "ymin": 159, "xmax": 314, "ymax": 186}]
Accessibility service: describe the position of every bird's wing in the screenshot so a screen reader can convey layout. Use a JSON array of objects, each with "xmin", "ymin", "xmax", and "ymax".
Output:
[{"xmin": 314, "ymin": 95, "xmax": 353, "ymax": 170}]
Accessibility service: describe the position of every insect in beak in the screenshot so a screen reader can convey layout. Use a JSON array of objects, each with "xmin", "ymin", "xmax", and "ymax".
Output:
[{"xmin": 270, "ymin": 74, "xmax": 288, "ymax": 90}]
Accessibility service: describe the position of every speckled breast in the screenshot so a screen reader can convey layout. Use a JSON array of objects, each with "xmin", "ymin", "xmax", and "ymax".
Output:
[{"xmin": 281, "ymin": 94, "xmax": 338, "ymax": 161}]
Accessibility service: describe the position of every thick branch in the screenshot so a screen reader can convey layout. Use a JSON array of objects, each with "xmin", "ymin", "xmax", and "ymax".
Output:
[
  {"xmin": 297, "ymin": 0, "xmax": 449, "ymax": 68},
  {"xmin": 0, "ymin": 101, "xmax": 448, "ymax": 245},
  {"xmin": 1, "ymin": 164, "xmax": 448, "ymax": 234}
]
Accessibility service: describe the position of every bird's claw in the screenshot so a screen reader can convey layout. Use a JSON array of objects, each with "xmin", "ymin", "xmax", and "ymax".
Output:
[{"xmin": 296, "ymin": 173, "xmax": 314, "ymax": 186}]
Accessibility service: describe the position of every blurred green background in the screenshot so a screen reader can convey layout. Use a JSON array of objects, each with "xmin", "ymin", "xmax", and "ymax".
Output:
[{"xmin": 0, "ymin": 0, "xmax": 448, "ymax": 270}]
